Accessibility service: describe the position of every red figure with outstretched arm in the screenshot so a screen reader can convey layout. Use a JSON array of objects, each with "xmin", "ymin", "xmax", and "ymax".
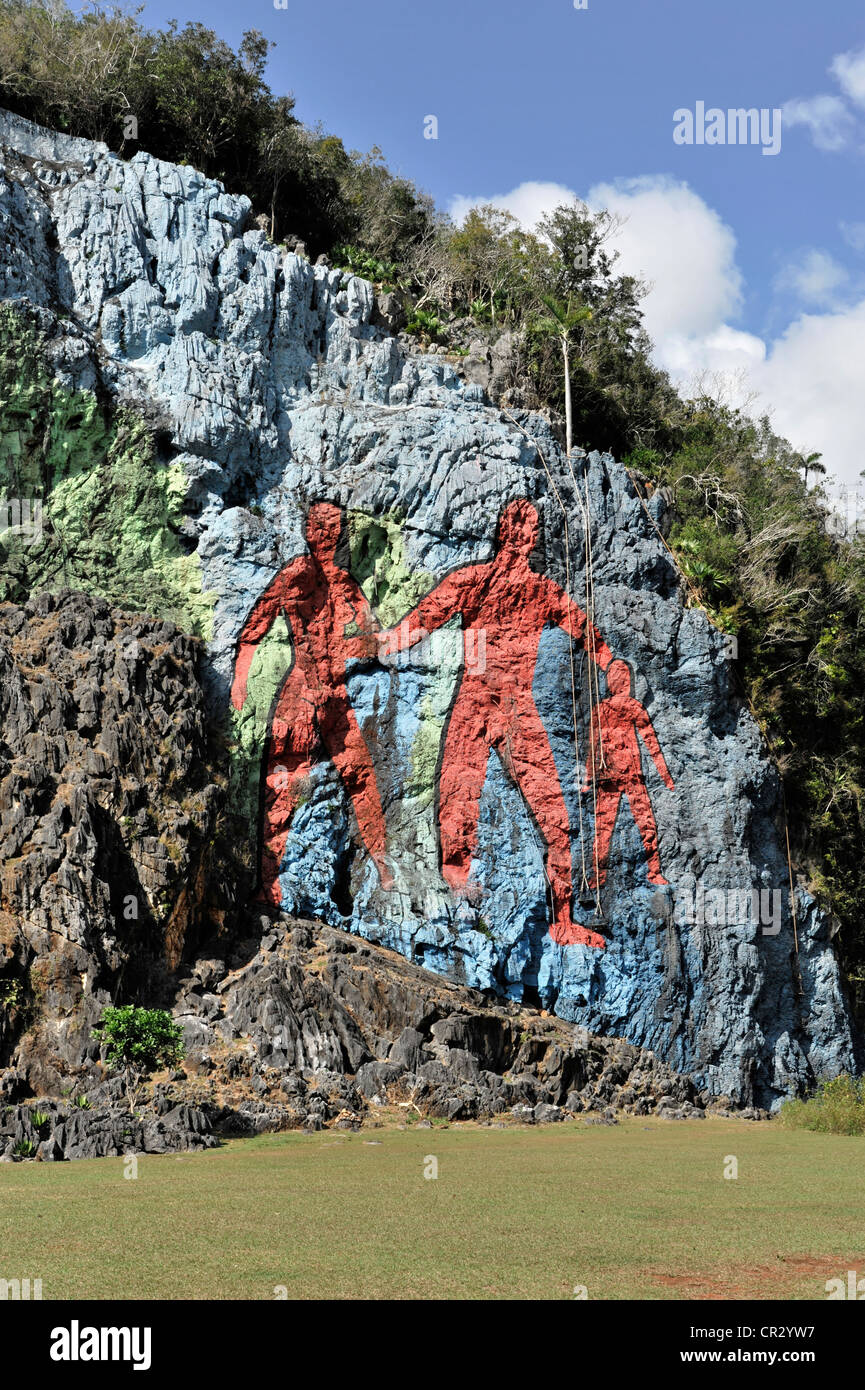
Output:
[
  {"xmin": 581, "ymin": 659, "xmax": 674, "ymax": 889},
  {"xmin": 379, "ymin": 499, "xmax": 612, "ymax": 950},
  {"xmin": 231, "ymin": 502, "xmax": 392, "ymax": 907}
]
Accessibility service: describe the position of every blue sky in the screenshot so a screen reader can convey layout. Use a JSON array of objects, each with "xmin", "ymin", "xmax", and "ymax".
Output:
[{"xmin": 136, "ymin": 0, "xmax": 865, "ymax": 490}]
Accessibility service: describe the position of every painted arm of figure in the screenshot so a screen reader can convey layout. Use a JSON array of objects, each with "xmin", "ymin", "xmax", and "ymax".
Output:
[
  {"xmin": 230, "ymin": 561, "xmax": 302, "ymax": 710},
  {"xmin": 636, "ymin": 705, "xmax": 675, "ymax": 789},
  {"xmin": 377, "ymin": 569, "xmax": 469, "ymax": 658},
  {"xmin": 548, "ymin": 583, "xmax": 613, "ymax": 671}
]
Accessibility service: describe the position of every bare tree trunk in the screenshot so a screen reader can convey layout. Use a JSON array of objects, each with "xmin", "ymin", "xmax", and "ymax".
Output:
[{"xmin": 562, "ymin": 335, "xmax": 573, "ymax": 458}]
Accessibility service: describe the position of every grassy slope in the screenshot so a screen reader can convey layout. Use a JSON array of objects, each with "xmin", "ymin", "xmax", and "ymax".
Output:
[{"xmin": 1, "ymin": 1119, "xmax": 863, "ymax": 1300}]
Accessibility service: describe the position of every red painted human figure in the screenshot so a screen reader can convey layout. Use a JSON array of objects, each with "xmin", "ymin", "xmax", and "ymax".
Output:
[
  {"xmin": 379, "ymin": 499, "xmax": 612, "ymax": 950},
  {"xmin": 582, "ymin": 659, "xmax": 674, "ymax": 889},
  {"xmin": 231, "ymin": 502, "xmax": 392, "ymax": 906}
]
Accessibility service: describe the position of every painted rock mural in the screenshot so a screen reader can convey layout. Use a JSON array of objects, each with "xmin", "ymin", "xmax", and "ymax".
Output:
[{"xmin": 0, "ymin": 110, "xmax": 857, "ymax": 1106}]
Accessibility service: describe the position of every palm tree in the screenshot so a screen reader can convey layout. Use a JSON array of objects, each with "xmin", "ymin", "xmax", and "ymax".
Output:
[
  {"xmin": 798, "ymin": 451, "xmax": 826, "ymax": 488},
  {"xmin": 534, "ymin": 294, "xmax": 592, "ymax": 457}
]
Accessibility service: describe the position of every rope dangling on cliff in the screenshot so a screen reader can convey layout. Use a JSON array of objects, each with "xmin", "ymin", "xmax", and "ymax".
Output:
[
  {"xmin": 582, "ymin": 469, "xmax": 604, "ymax": 915},
  {"xmin": 625, "ymin": 463, "xmax": 807, "ymax": 1004},
  {"xmin": 564, "ymin": 453, "xmax": 604, "ymax": 917},
  {"xmin": 500, "ymin": 410, "xmax": 590, "ymax": 901}
]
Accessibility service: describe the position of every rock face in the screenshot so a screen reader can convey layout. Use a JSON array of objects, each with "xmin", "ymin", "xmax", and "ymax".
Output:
[
  {"xmin": 0, "ymin": 1091, "xmax": 215, "ymax": 1162},
  {"xmin": 126, "ymin": 918, "xmax": 734, "ymax": 1133},
  {"xmin": 0, "ymin": 109, "xmax": 859, "ymax": 1110},
  {"xmin": 0, "ymin": 590, "xmax": 226, "ymax": 1093}
]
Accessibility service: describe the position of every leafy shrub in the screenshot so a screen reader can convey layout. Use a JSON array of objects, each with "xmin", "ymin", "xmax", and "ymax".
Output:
[
  {"xmin": 93, "ymin": 1005, "xmax": 185, "ymax": 1075},
  {"xmin": 405, "ymin": 307, "xmax": 445, "ymax": 342},
  {"xmin": 0, "ymin": 978, "xmax": 22, "ymax": 1012},
  {"xmin": 332, "ymin": 244, "xmax": 403, "ymax": 291},
  {"xmin": 93, "ymin": 1005, "xmax": 185, "ymax": 1111}
]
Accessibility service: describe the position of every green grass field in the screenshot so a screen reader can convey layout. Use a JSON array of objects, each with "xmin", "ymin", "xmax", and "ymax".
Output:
[{"xmin": 1, "ymin": 1118, "xmax": 862, "ymax": 1300}]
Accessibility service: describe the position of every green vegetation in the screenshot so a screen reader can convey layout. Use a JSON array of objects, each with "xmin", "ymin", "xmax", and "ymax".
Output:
[
  {"xmin": 0, "ymin": 2, "xmax": 432, "ymax": 258},
  {"xmin": 93, "ymin": 1005, "xmax": 185, "ymax": 1074},
  {"xmin": 532, "ymin": 292, "xmax": 594, "ymax": 458},
  {"xmin": 1, "ymin": 1119, "xmax": 864, "ymax": 1297},
  {"xmin": 629, "ymin": 410, "xmax": 865, "ymax": 1019},
  {"xmin": 92, "ymin": 1005, "xmax": 185, "ymax": 1111},
  {"xmin": 0, "ymin": 978, "xmax": 22, "ymax": 1013},
  {"xmin": 778, "ymin": 1074, "xmax": 865, "ymax": 1137},
  {"xmin": 331, "ymin": 245, "xmax": 404, "ymax": 293}
]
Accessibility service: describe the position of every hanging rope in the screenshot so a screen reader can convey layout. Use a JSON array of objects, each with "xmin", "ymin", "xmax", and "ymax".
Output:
[
  {"xmin": 625, "ymin": 465, "xmax": 807, "ymax": 1000},
  {"xmin": 502, "ymin": 410, "xmax": 599, "ymax": 905},
  {"xmin": 562, "ymin": 450, "xmax": 604, "ymax": 911},
  {"xmin": 581, "ymin": 470, "xmax": 604, "ymax": 914},
  {"xmin": 503, "ymin": 722, "xmax": 558, "ymax": 924}
]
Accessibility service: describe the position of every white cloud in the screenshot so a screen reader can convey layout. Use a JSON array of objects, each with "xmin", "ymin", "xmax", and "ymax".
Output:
[
  {"xmin": 659, "ymin": 325, "xmax": 766, "ymax": 383},
  {"xmin": 586, "ymin": 176, "xmax": 743, "ymax": 343},
  {"xmin": 840, "ymin": 220, "xmax": 865, "ymax": 252},
  {"xmin": 754, "ymin": 301, "xmax": 865, "ymax": 486},
  {"xmin": 448, "ymin": 180, "xmax": 573, "ymax": 231},
  {"xmin": 830, "ymin": 41, "xmax": 865, "ymax": 108},
  {"xmin": 446, "ymin": 176, "xmax": 863, "ymax": 487},
  {"xmin": 782, "ymin": 41, "xmax": 865, "ymax": 152},
  {"xmin": 774, "ymin": 249, "xmax": 850, "ymax": 307},
  {"xmin": 781, "ymin": 94, "xmax": 855, "ymax": 151}
]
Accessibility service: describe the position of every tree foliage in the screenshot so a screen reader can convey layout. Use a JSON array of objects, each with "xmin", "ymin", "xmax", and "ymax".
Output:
[{"xmin": 93, "ymin": 1005, "xmax": 185, "ymax": 1074}]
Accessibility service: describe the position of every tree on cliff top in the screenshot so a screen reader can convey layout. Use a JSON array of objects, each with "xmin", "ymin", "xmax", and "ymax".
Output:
[{"xmin": 0, "ymin": 1, "xmax": 432, "ymax": 256}]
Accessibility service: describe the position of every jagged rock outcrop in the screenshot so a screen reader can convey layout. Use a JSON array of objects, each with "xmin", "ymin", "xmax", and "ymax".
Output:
[
  {"xmin": 0, "ymin": 590, "xmax": 226, "ymax": 1092},
  {"xmin": 165, "ymin": 917, "xmax": 740, "ymax": 1128},
  {"xmin": 3, "ymin": 916, "xmax": 737, "ymax": 1161},
  {"xmin": 0, "ymin": 1091, "xmax": 215, "ymax": 1162},
  {"xmin": 0, "ymin": 109, "xmax": 858, "ymax": 1110}
]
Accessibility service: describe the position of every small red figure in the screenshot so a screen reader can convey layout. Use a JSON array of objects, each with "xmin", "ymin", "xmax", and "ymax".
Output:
[
  {"xmin": 582, "ymin": 659, "xmax": 674, "ymax": 889},
  {"xmin": 231, "ymin": 502, "xmax": 392, "ymax": 906},
  {"xmin": 379, "ymin": 499, "xmax": 612, "ymax": 950}
]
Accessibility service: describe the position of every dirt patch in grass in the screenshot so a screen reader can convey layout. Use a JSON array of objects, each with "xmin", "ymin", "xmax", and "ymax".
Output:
[{"xmin": 647, "ymin": 1252, "xmax": 865, "ymax": 1300}]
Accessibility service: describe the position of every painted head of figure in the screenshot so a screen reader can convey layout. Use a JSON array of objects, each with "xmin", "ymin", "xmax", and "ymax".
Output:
[
  {"xmin": 306, "ymin": 502, "xmax": 343, "ymax": 560},
  {"xmin": 497, "ymin": 499, "xmax": 539, "ymax": 556},
  {"xmin": 606, "ymin": 659, "xmax": 632, "ymax": 696}
]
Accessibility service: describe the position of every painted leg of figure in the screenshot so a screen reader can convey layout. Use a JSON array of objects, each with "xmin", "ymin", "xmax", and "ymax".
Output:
[
  {"xmin": 437, "ymin": 700, "xmax": 490, "ymax": 896},
  {"xmin": 321, "ymin": 694, "xmax": 393, "ymax": 890},
  {"xmin": 502, "ymin": 710, "xmax": 605, "ymax": 951},
  {"xmin": 259, "ymin": 689, "xmax": 316, "ymax": 907},
  {"xmin": 586, "ymin": 787, "xmax": 621, "ymax": 891},
  {"xmin": 624, "ymin": 780, "xmax": 668, "ymax": 886}
]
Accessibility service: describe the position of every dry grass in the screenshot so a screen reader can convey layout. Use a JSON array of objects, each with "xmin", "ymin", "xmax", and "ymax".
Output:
[{"xmin": 0, "ymin": 1117, "xmax": 862, "ymax": 1300}]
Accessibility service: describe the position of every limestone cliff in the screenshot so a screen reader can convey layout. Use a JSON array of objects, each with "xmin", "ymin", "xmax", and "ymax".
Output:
[{"xmin": 0, "ymin": 109, "xmax": 858, "ymax": 1109}]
